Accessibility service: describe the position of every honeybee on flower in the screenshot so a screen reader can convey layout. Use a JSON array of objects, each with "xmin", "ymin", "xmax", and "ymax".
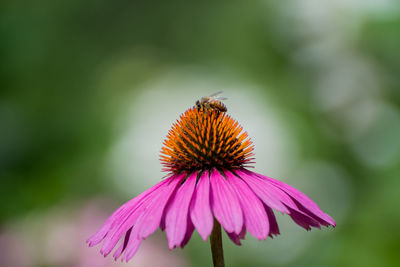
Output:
[{"xmin": 195, "ymin": 91, "xmax": 228, "ymax": 112}]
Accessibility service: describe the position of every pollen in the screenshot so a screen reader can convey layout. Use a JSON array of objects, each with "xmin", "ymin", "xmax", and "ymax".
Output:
[{"xmin": 160, "ymin": 107, "xmax": 255, "ymax": 173}]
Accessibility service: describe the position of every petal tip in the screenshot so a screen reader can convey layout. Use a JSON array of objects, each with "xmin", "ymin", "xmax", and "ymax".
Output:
[{"xmin": 198, "ymin": 232, "xmax": 209, "ymax": 241}]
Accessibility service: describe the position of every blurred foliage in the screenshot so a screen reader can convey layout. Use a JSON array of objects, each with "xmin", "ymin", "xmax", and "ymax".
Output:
[{"xmin": 1, "ymin": 0, "xmax": 400, "ymax": 267}]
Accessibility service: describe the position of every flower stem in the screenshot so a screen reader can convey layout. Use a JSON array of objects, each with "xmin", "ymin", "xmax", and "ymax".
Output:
[{"xmin": 210, "ymin": 219, "xmax": 225, "ymax": 267}]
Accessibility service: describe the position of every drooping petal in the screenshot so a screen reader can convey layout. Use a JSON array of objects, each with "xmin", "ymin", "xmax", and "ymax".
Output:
[
  {"xmin": 238, "ymin": 170, "xmax": 302, "ymax": 211},
  {"xmin": 288, "ymin": 207, "xmax": 321, "ymax": 230},
  {"xmin": 160, "ymin": 212, "xmax": 166, "ymax": 232},
  {"xmin": 238, "ymin": 225, "xmax": 247, "ymax": 240},
  {"xmin": 235, "ymin": 170, "xmax": 289, "ymax": 213},
  {"xmin": 244, "ymin": 169, "xmax": 335, "ymax": 227},
  {"xmin": 210, "ymin": 168, "xmax": 243, "ymax": 234},
  {"xmin": 118, "ymin": 175, "xmax": 184, "ymax": 261},
  {"xmin": 165, "ymin": 172, "xmax": 197, "ymax": 249},
  {"xmin": 264, "ymin": 205, "xmax": 280, "ymax": 236},
  {"xmin": 226, "ymin": 231, "xmax": 242, "ymax": 246},
  {"xmin": 100, "ymin": 174, "xmax": 183, "ymax": 260},
  {"xmin": 99, "ymin": 176, "xmax": 179, "ymax": 256},
  {"xmin": 121, "ymin": 237, "xmax": 141, "ymax": 262},
  {"xmin": 226, "ymin": 225, "xmax": 246, "ymax": 246},
  {"xmin": 291, "ymin": 198, "xmax": 333, "ymax": 227},
  {"xmin": 225, "ymin": 170, "xmax": 269, "ymax": 240},
  {"xmin": 135, "ymin": 175, "xmax": 184, "ymax": 239},
  {"xmin": 112, "ymin": 227, "xmax": 132, "ymax": 261},
  {"xmin": 190, "ymin": 171, "xmax": 213, "ymax": 240},
  {"xmin": 87, "ymin": 176, "xmax": 172, "ymax": 247},
  {"xmin": 181, "ymin": 217, "xmax": 195, "ymax": 248},
  {"xmin": 237, "ymin": 169, "xmax": 322, "ymax": 230}
]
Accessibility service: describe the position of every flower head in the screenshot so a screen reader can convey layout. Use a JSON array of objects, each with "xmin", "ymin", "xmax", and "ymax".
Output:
[
  {"xmin": 87, "ymin": 101, "xmax": 335, "ymax": 262},
  {"xmin": 160, "ymin": 107, "xmax": 254, "ymax": 173}
]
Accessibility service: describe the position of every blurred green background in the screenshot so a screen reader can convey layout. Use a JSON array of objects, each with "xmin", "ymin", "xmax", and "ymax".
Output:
[{"xmin": 1, "ymin": 0, "xmax": 400, "ymax": 266}]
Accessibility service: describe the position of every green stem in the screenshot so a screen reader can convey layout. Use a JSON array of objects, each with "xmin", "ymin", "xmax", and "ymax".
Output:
[{"xmin": 210, "ymin": 219, "xmax": 225, "ymax": 267}]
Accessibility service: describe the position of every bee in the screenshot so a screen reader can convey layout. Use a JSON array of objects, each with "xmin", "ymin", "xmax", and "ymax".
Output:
[{"xmin": 195, "ymin": 91, "xmax": 228, "ymax": 112}]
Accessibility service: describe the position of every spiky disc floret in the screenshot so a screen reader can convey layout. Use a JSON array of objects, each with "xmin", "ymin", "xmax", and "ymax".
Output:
[{"xmin": 160, "ymin": 107, "xmax": 255, "ymax": 173}]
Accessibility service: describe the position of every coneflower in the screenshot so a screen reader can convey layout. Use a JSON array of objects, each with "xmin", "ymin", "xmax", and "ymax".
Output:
[{"xmin": 87, "ymin": 94, "xmax": 335, "ymax": 266}]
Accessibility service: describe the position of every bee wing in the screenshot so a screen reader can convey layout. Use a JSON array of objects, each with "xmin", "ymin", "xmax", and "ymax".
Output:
[
  {"xmin": 215, "ymin": 97, "xmax": 228, "ymax": 101},
  {"xmin": 208, "ymin": 91, "xmax": 224, "ymax": 97}
]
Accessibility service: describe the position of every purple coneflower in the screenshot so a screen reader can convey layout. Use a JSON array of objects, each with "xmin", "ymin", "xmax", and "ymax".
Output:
[{"xmin": 87, "ymin": 96, "xmax": 335, "ymax": 266}]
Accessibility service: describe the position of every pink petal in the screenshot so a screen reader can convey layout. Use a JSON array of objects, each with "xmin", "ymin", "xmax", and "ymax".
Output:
[
  {"xmin": 160, "ymin": 212, "xmax": 166, "ymax": 231},
  {"xmin": 165, "ymin": 172, "xmax": 197, "ymax": 249},
  {"xmin": 291, "ymin": 198, "xmax": 333, "ymax": 227},
  {"xmin": 235, "ymin": 170, "xmax": 290, "ymax": 213},
  {"xmin": 226, "ymin": 226, "xmax": 246, "ymax": 246},
  {"xmin": 135, "ymin": 175, "xmax": 184, "ymax": 239},
  {"xmin": 288, "ymin": 207, "xmax": 321, "ymax": 230},
  {"xmin": 99, "ymin": 176, "xmax": 177, "ymax": 256},
  {"xmin": 240, "ymin": 170, "xmax": 301, "ymax": 211},
  {"xmin": 190, "ymin": 171, "xmax": 213, "ymax": 241},
  {"xmin": 238, "ymin": 225, "xmax": 247, "ymax": 239},
  {"xmin": 226, "ymin": 231, "xmax": 242, "ymax": 246},
  {"xmin": 112, "ymin": 227, "xmax": 132, "ymax": 260},
  {"xmin": 180, "ymin": 217, "xmax": 195, "ymax": 248},
  {"xmin": 225, "ymin": 170, "xmax": 269, "ymax": 240},
  {"xmin": 119, "ymin": 175, "xmax": 183, "ymax": 261},
  {"xmin": 237, "ymin": 169, "xmax": 322, "ymax": 230},
  {"xmin": 264, "ymin": 205, "xmax": 280, "ymax": 236},
  {"xmin": 87, "ymin": 176, "xmax": 171, "ymax": 247},
  {"xmin": 121, "ymin": 237, "xmax": 141, "ymax": 262},
  {"xmin": 246, "ymin": 169, "xmax": 335, "ymax": 227},
  {"xmin": 210, "ymin": 168, "xmax": 243, "ymax": 234}
]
